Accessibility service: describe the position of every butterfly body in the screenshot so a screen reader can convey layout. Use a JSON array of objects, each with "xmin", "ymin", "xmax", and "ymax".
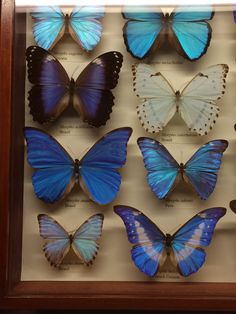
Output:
[
  {"xmin": 137, "ymin": 137, "xmax": 228, "ymax": 200},
  {"xmin": 115, "ymin": 205, "xmax": 226, "ymax": 277}
]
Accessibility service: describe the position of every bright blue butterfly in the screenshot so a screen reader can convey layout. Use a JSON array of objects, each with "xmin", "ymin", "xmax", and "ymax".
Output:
[
  {"xmin": 122, "ymin": 6, "xmax": 214, "ymax": 60},
  {"xmin": 137, "ymin": 138, "xmax": 228, "ymax": 200},
  {"xmin": 114, "ymin": 205, "xmax": 226, "ymax": 277},
  {"xmin": 26, "ymin": 46, "xmax": 123, "ymax": 127},
  {"xmin": 24, "ymin": 127, "xmax": 132, "ymax": 205},
  {"xmin": 31, "ymin": 6, "xmax": 104, "ymax": 51},
  {"xmin": 38, "ymin": 213, "xmax": 104, "ymax": 267}
]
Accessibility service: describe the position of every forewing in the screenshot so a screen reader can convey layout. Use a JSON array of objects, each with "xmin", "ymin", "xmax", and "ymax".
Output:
[
  {"xmin": 38, "ymin": 214, "xmax": 70, "ymax": 267},
  {"xmin": 123, "ymin": 6, "xmax": 164, "ymax": 59},
  {"xmin": 31, "ymin": 6, "xmax": 65, "ymax": 50},
  {"xmin": 26, "ymin": 46, "xmax": 70, "ymax": 123},
  {"xmin": 74, "ymin": 51, "xmax": 123, "ymax": 127},
  {"xmin": 24, "ymin": 127, "xmax": 75, "ymax": 203},
  {"xmin": 137, "ymin": 137, "xmax": 179, "ymax": 199},
  {"xmin": 171, "ymin": 207, "xmax": 226, "ymax": 276},
  {"xmin": 72, "ymin": 214, "xmax": 104, "ymax": 265},
  {"xmin": 69, "ymin": 6, "xmax": 104, "ymax": 52},
  {"xmin": 171, "ymin": 6, "xmax": 214, "ymax": 61},
  {"xmin": 179, "ymin": 64, "xmax": 228, "ymax": 135},
  {"xmin": 79, "ymin": 128, "xmax": 132, "ymax": 205},
  {"xmin": 133, "ymin": 64, "xmax": 176, "ymax": 132},
  {"xmin": 114, "ymin": 205, "xmax": 166, "ymax": 277},
  {"xmin": 184, "ymin": 140, "xmax": 228, "ymax": 200}
]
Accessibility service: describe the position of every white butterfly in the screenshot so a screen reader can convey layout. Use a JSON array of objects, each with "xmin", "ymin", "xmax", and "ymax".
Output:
[{"xmin": 132, "ymin": 64, "xmax": 229, "ymax": 135}]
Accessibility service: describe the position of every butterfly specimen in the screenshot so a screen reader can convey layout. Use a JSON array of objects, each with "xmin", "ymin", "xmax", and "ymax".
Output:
[
  {"xmin": 26, "ymin": 46, "xmax": 123, "ymax": 127},
  {"xmin": 133, "ymin": 63, "xmax": 228, "ymax": 135},
  {"xmin": 122, "ymin": 5, "xmax": 214, "ymax": 61},
  {"xmin": 38, "ymin": 213, "xmax": 104, "ymax": 267},
  {"xmin": 114, "ymin": 205, "xmax": 226, "ymax": 277},
  {"xmin": 31, "ymin": 6, "xmax": 104, "ymax": 51},
  {"xmin": 137, "ymin": 138, "xmax": 228, "ymax": 200},
  {"xmin": 24, "ymin": 127, "xmax": 132, "ymax": 205}
]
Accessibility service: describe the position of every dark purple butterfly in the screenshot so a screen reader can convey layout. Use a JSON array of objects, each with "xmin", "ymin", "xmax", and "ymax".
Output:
[
  {"xmin": 230, "ymin": 200, "xmax": 236, "ymax": 213},
  {"xmin": 26, "ymin": 46, "xmax": 123, "ymax": 127},
  {"xmin": 233, "ymin": 9, "xmax": 236, "ymax": 23}
]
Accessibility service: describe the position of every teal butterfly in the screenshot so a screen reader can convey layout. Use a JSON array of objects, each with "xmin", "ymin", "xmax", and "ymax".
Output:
[{"xmin": 31, "ymin": 6, "xmax": 104, "ymax": 51}]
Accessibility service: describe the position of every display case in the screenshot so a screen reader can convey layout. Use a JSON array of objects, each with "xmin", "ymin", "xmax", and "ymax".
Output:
[{"xmin": 1, "ymin": 0, "xmax": 236, "ymax": 310}]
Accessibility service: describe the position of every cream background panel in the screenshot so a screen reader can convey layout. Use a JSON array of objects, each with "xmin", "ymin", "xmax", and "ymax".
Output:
[{"xmin": 21, "ymin": 6, "xmax": 236, "ymax": 281}]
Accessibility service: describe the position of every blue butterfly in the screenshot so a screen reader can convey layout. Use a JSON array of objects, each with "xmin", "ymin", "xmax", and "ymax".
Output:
[
  {"xmin": 26, "ymin": 46, "xmax": 123, "ymax": 127},
  {"xmin": 38, "ymin": 213, "xmax": 104, "ymax": 268},
  {"xmin": 137, "ymin": 138, "xmax": 228, "ymax": 200},
  {"xmin": 24, "ymin": 127, "xmax": 132, "ymax": 205},
  {"xmin": 122, "ymin": 6, "xmax": 214, "ymax": 60},
  {"xmin": 114, "ymin": 205, "xmax": 226, "ymax": 277},
  {"xmin": 31, "ymin": 6, "xmax": 104, "ymax": 51}
]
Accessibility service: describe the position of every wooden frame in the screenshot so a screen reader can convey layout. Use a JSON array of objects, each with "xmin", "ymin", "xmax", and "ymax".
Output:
[{"xmin": 1, "ymin": 0, "xmax": 236, "ymax": 310}]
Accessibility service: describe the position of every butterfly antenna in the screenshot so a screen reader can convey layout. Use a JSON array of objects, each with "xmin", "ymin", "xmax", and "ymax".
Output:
[
  {"xmin": 67, "ymin": 146, "xmax": 77, "ymax": 159},
  {"xmin": 71, "ymin": 64, "xmax": 82, "ymax": 80},
  {"xmin": 78, "ymin": 146, "xmax": 90, "ymax": 160}
]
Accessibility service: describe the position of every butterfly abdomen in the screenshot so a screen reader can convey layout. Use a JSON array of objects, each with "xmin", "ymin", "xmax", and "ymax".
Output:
[
  {"xmin": 74, "ymin": 158, "xmax": 80, "ymax": 179},
  {"xmin": 165, "ymin": 233, "xmax": 173, "ymax": 248}
]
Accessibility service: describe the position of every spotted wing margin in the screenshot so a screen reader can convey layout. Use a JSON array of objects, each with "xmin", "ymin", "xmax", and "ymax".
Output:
[
  {"xmin": 179, "ymin": 64, "xmax": 229, "ymax": 135},
  {"xmin": 114, "ymin": 205, "xmax": 166, "ymax": 277},
  {"xmin": 26, "ymin": 46, "xmax": 71, "ymax": 123},
  {"xmin": 133, "ymin": 63, "xmax": 177, "ymax": 133},
  {"xmin": 72, "ymin": 214, "xmax": 104, "ymax": 265},
  {"xmin": 170, "ymin": 207, "xmax": 226, "ymax": 276},
  {"xmin": 38, "ymin": 214, "xmax": 71, "ymax": 267},
  {"xmin": 74, "ymin": 51, "xmax": 123, "ymax": 127}
]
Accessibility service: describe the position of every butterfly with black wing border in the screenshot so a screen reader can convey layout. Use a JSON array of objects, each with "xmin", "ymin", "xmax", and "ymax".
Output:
[{"xmin": 114, "ymin": 205, "xmax": 226, "ymax": 277}]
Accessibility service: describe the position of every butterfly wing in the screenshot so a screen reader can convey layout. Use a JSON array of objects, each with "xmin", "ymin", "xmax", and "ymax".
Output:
[
  {"xmin": 184, "ymin": 140, "xmax": 228, "ymax": 200},
  {"xmin": 68, "ymin": 6, "xmax": 104, "ymax": 52},
  {"xmin": 170, "ymin": 6, "xmax": 214, "ymax": 61},
  {"xmin": 170, "ymin": 207, "xmax": 226, "ymax": 276},
  {"xmin": 72, "ymin": 214, "xmax": 104, "ymax": 265},
  {"xmin": 179, "ymin": 64, "xmax": 228, "ymax": 135},
  {"xmin": 137, "ymin": 137, "xmax": 179, "ymax": 199},
  {"xmin": 74, "ymin": 51, "xmax": 123, "ymax": 127},
  {"xmin": 31, "ymin": 6, "xmax": 65, "ymax": 50},
  {"xmin": 133, "ymin": 64, "xmax": 177, "ymax": 133},
  {"xmin": 114, "ymin": 205, "xmax": 166, "ymax": 277},
  {"xmin": 123, "ymin": 7, "xmax": 164, "ymax": 59},
  {"xmin": 79, "ymin": 128, "xmax": 132, "ymax": 205},
  {"xmin": 26, "ymin": 46, "xmax": 71, "ymax": 123},
  {"xmin": 24, "ymin": 127, "xmax": 75, "ymax": 203},
  {"xmin": 230, "ymin": 200, "xmax": 236, "ymax": 213},
  {"xmin": 38, "ymin": 214, "xmax": 71, "ymax": 267}
]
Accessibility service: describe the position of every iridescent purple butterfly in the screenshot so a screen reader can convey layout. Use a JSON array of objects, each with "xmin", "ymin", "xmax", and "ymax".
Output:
[
  {"xmin": 38, "ymin": 213, "xmax": 104, "ymax": 268},
  {"xmin": 137, "ymin": 138, "xmax": 228, "ymax": 200},
  {"xmin": 115, "ymin": 205, "xmax": 226, "ymax": 277},
  {"xmin": 26, "ymin": 46, "xmax": 123, "ymax": 126}
]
